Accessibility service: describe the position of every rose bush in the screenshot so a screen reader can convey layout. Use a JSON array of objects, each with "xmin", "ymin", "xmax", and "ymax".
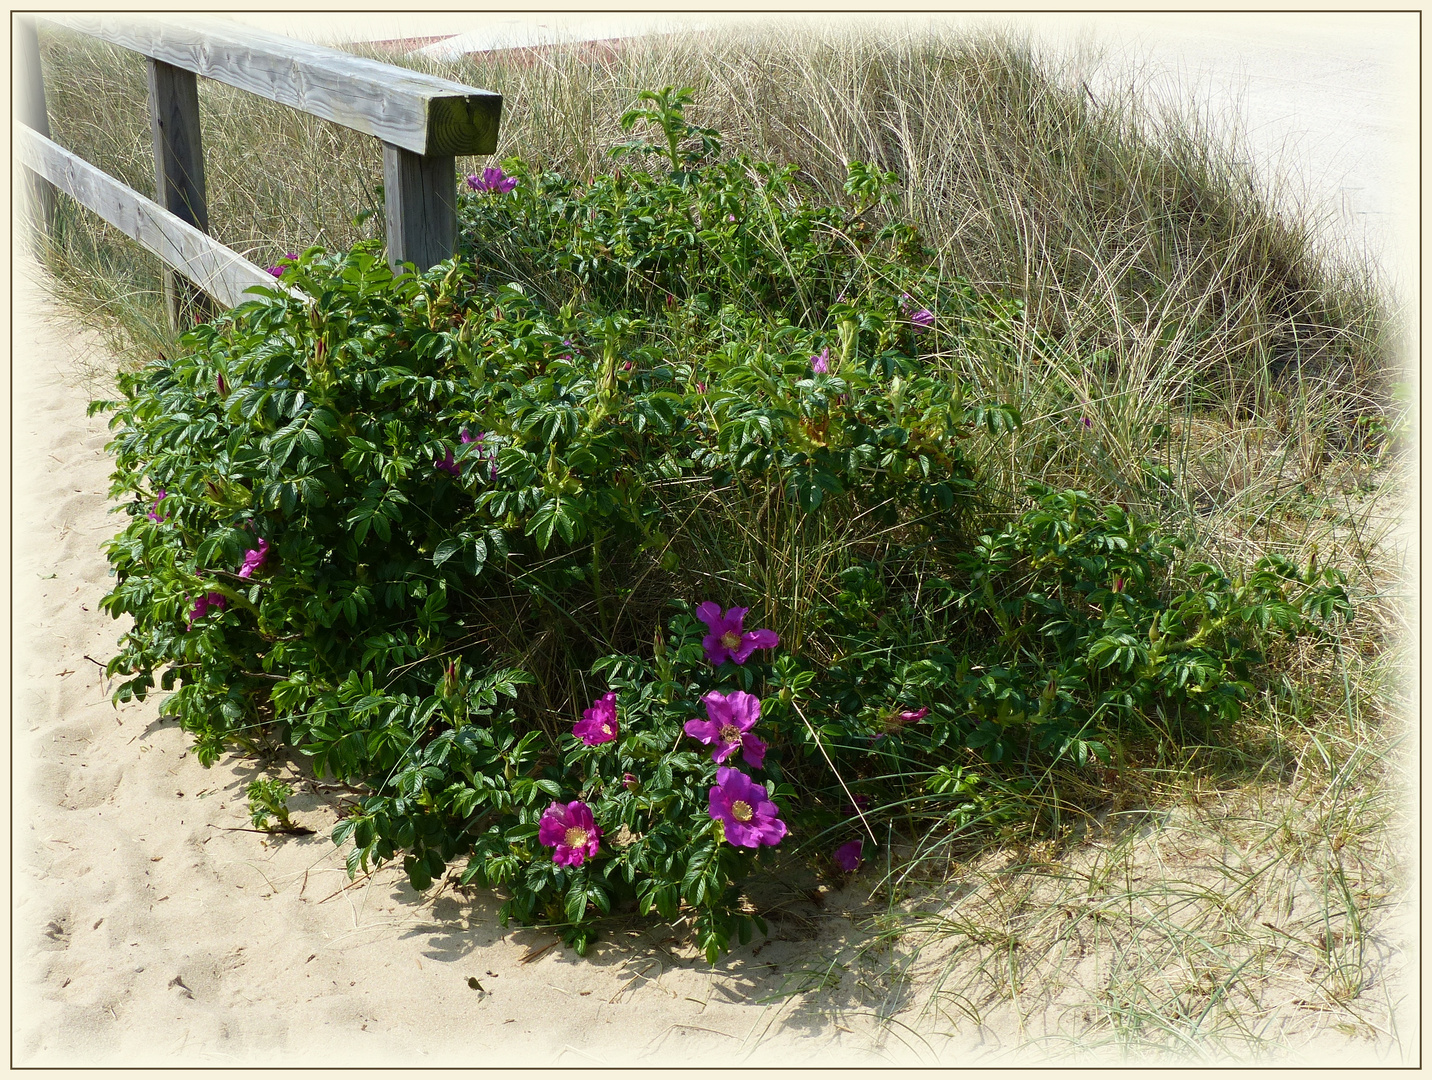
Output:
[{"xmin": 95, "ymin": 91, "xmax": 1351, "ymax": 958}]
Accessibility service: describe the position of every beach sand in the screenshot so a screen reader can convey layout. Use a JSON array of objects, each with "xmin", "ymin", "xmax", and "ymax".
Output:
[{"xmin": 10, "ymin": 14, "xmax": 1417, "ymax": 1067}]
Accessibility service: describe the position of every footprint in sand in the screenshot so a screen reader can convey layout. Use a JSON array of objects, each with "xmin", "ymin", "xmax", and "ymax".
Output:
[{"xmin": 41, "ymin": 915, "xmax": 72, "ymax": 951}]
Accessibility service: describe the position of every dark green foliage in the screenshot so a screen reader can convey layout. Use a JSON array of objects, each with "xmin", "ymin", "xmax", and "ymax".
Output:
[
  {"xmin": 95, "ymin": 94, "xmax": 1351, "ymax": 958},
  {"xmin": 948, "ymin": 484, "xmax": 1353, "ymax": 763},
  {"xmin": 457, "ymin": 85, "xmax": 959, "ymax": 329}
]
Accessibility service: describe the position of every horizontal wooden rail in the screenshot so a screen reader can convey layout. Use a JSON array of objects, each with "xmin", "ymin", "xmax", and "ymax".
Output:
[
  {"xmin": 17, "ymin": 123, "xmax": 301, "ymax": 310},
  {"xmin": 41, "ymin": 14, "xmax": 502, "ymax": 157},
  {"xmin": 21, "ymin": 14, "xmax": 503, "ymax": 318}
]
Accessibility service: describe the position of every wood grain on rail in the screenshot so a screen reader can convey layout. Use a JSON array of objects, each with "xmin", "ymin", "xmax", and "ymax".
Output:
[
  {"xmin": 17, "ymin": 124, "xmax": 297, "ymax": 310},
  {"xmin": 43, "ymin": 13, "xmax": 502, "ymax": 157}
]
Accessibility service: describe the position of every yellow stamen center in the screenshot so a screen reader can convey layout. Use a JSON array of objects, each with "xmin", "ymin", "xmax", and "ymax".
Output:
[
  {"xmin": 719, "ymin": 724, "xmax": 742, "ymax": 744},
  {"xmin": 730, "ymin": 800, "xmax": 754, "ymax": 823},
  {"xmin": 720, "ymin": 631, "xmax": 743, "ymax": 651},
  {"xmin": 563, "ymin": 826, "xmax": 590, "ymax": 849}
]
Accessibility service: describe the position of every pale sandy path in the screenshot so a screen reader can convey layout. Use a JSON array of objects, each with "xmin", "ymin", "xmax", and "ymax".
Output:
[{"xmin": 9, "ymin": 261, "xmax": 993, "ymax": 1067}]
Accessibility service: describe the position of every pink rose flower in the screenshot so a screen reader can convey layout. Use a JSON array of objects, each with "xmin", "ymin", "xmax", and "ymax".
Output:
[
  {"xmin": 834, "ymin": 838, "xmax": 863, "ymax": 872},
  {"xmin": 186, "ymin": 591, "xmax": 227, "ymax": 627},
  {"xmin": 709, "ymin": 767, "xmax": 786, "ymax": 848},
  {"xmin": 695, "ymin": 602, "xmax": 779, "ymax": 667},
  {"xmin": 237, "ymin": 537, "xmax": 270, "ymax": 579},
  {"xmin": 537, "ymin": 800, "xmax": 602, "ymax": 867},
  {"xmin": 573, "ymin": 691, "xmax": 618, "ymax": 746},
  {"xmin": 467, "ymin": 167, "xmax": 517, "ymax": 194},
  {"xmin": 683, "ymin": 689, "xmax": 766, "ymax": 768}
]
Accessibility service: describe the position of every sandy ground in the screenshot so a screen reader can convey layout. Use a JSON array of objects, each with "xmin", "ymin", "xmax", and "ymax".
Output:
[{"xmin": 9, "ymin": 14, "xmax": 1418, "ymax": 1069}]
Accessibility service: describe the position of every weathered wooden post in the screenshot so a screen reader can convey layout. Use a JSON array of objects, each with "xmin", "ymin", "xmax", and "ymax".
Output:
[
  {"xmin": 14, "ymin": 15, "xmax": 55, "ymax": 247},
  {"xmin": 147, "ymin": 57, "xmax": 213, "ymax": 327},
  {"xmin": 378, "ymin": 72, "xmax": 504, "ymax": 276},
  {"xmin": 32, "ymin": 14, "xmax": 503, "ymax": 296},
  {"xmin": 383, "ymin": 146, "xmax": 457, "ymax": 275}
]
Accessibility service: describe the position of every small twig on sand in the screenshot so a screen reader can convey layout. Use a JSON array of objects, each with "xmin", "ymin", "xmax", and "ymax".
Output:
[
  {"xmin": 317, "ymin": 867, "xmax": 380, "ymax": 904},
  {"xmin": 207, "ymin": 824, "xmax": 316, "ymax": 836},
  {"xmin": 521, "ymin": 940, "xmax": 560, "ymax": 964}
]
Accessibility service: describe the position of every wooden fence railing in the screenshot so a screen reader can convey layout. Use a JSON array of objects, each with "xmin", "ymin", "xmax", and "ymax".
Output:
[{"xmin": 14, "ymin": 14, "xmax": 503, "ymax": 325}]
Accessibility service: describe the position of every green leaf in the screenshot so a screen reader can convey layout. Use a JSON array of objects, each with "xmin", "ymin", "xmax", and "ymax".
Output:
[
  {"xmin": 433, "ymin": 538, "xmax": 461, "ymax": 567},
  {"xmin": 298, "ymin": 426, "xmax": 324, "ymax": 456},
  {"xmin": 464, "ymin": 536, "xmax": 488, "ymax": 576},
  {"xmin": 404, "ymin": 854, "xmax": 433, "ymax": 891},
  {"xmin": 565, "ymin": 883, "xmax": 589, "ymax": 923}
]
